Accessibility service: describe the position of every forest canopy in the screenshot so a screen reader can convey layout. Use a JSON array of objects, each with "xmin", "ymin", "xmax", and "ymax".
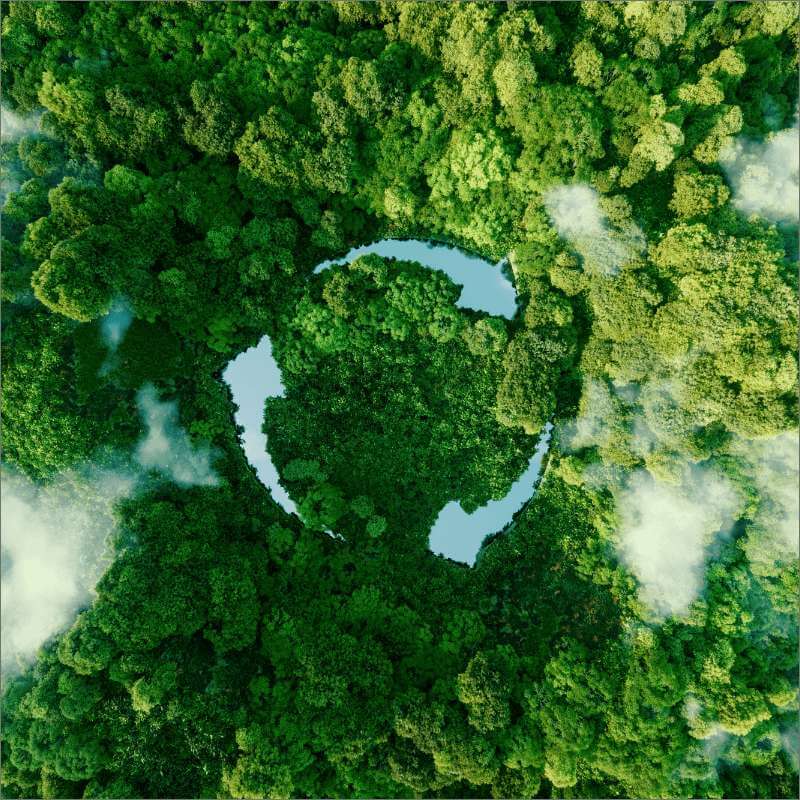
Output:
[{"xmin": 0, "ymin": 2, "xmax": 798, "ymax": 799}]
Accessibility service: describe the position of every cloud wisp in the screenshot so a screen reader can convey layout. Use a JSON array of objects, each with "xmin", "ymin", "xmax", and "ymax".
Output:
[
  {"xmin": 1, "ymin": 106, "xmax": 45, "ymax": 206},
  {"xmin": 741, "ymin": 431, "xmax": 799, "ymax": 554},
  {"xmin": 2, "ymin": 386, "xmax": 222, "ymax": 673},
  {"xmin": 615, "ymin": 467, "xmax": 740, "ymax": 619},
  {"xmin": 719, "ymin": 116, "xmax": 799, "ymax": 224},
  {"xmin": 100, "ymin": 297, "xmax": 134, "ymax": 351},
  {"xmin": 558, "ymin": 377, "xmax": 771, "ymax": 620},
  {"xmin": 0, "ymin": 105, "xmax": 42, "ymax": 143},
  {"xmin": 135, "ymin": 384, "xmax": 219, "ymax": 487},
  {"xmin": 732, "ymin": 431, "xmax": 800, "ymax": 578},
  {"xmin": 98, "ymin": 297, "xmax": 134, "ymax": 376},
  {"xmin": 544, "ymin": 183, "xmax": 645, "ymax": 275},
  {"xmin": 1, "ymin": 466, "xmax": 136, "ymax": 674}
]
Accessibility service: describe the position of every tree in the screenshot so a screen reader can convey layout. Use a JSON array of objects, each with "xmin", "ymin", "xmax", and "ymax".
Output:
[{"xmin": 457, "ymin": 650, "xmax": 513, "ymax": 733}]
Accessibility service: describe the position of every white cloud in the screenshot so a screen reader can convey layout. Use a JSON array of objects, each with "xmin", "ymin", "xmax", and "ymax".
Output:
[
  {"xmin": 544, "ymin": 184, "xmax": 645, "ymax": 275},
  {"xmin": 615, "ymin": 467, "xmax": 741, "ymax": 619},
  {"xmin": 545, "ymin": 184, "xmax": 608, "ymax": 240},
  {"xmin": 135, "ymin": 384, "xmax": 219, "ymax": 487},
  {"xmin": 100, "ymin": 297, "xmax": 133, "ymax": 351},
  {"xmin": 1, "ymin": 466, "xmax": 136, "ymax": 674},
  {"xmin": 732, "ymin": 431, "xmax": 799, "ymax": 557},
  {"xmin": 561, "ymin": 376, "xmax": 797, "ymax": 619},
  {"xmin": 98, "ymin": 297, "xmax": 134, "ymax": 376},
  {"xmin": 719, "ymin": 117, "xmax": 799, "ymax": 224},
  {"xmin": 1, "ymin": 385, "xmax": 221, "ymax": 673},
  {"xmin": 0, "ymin": 105, "xmax": 42, "ymax": 143}
]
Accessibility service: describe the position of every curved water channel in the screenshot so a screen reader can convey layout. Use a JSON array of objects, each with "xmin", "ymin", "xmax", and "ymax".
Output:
[
  {"xmin": 223, "ymin": 240, "xmax": 551, "ymax": 565},
  {"xmin": 314, "ymin": 239, "xmax": 517, "ymax": 318}
]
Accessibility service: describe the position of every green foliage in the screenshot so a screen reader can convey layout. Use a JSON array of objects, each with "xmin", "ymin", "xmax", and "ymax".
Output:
[
  {"xmin": 1, "ymin": 2, "xmax": 797, "ymax": 799},
  {"xmin": 265, "ymin": 255, "xmax": 543, "ymax": 547},
  {"xmin": 1, "ymin": 306, "xmax": 136, "ymax": 477}
]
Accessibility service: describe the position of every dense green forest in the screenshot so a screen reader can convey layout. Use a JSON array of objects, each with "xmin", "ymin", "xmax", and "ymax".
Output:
[{"xmin": 0, "ymin": 1, "xmax": 798, "ymax": 798}]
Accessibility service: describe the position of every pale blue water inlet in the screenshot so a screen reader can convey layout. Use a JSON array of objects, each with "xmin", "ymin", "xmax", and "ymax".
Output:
[
  {"xmin": 315, "ymin": 239, "xmax": 517, "ymax": 318},
  {"xmin": 428, "ymin": 423, "xmax": 553, "ymax": 565},
  {"xmin": 222, "ymin": 336, "xmax": 297, "ymax": 516}
]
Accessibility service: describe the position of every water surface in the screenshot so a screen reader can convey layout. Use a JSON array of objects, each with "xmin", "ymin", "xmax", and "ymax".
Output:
[
  {"xmin": 225, "ymin": 240, "xmax": 546, "ymax": 562},
  {"xmin": 428, "ymin": 423, "xmax": 553, "ymax": 565},
  {"xmin": 222, "ymin": 336, "xmax": 297, "ymax": 515},
  {"xmin": 315, "ymin": 239, "xmax": 517, "ymax": 318}
]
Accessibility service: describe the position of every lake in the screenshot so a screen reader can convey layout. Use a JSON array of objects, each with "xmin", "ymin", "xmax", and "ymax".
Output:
[
  {"xmin": 428, "ymin": 423, "xmax": 552, "ymax": 565},
  {"xmin": 224, "ymin": 239, "xmax": 549, "ymax": 564}
]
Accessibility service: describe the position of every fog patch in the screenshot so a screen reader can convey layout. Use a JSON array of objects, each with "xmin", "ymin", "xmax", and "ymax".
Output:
[
  {"xmin": 782, "ymin": 724, "xmax": 799, "ymax": 772},
  {"xmin": 558, "ymin": 378, "xmax": 663, "ymax": 471},
  {"xmin": 731, "ymin": 432, "xmax": 799, "ymax": 591},
  {"xmin": 560, "ymin": 378, "xmax": 744, "ymax": 619},
  {"xmin": 615, "ymin": 468, "xmax": 741, "ymax": 618},
  {"xmin": 135, "ymin": 384, "xmax": 219, "ymax": 487},
  {"xmin": 560, "ymin": 379, "xmax": 629, "ymax": 453},
  {"xmin": 98, "ymin": 297, "xmax": 134, "ymax": 375},
  {"xmin": 1, "ymin": 385, "xmax": 222, "ymax": 673},
  {"xmin": 684, "ymin": 695, "xmax": 730, "ymax": 742},
  {"xmin": 1, "ymin": 466, "xmax": 136, "ymax": 674},
  {"xmin": 0, "ymin": 105, "xmax": 42, "ymax": 143},
  {"xmin": 544, "ymin": 184, "xmax": 645, "ymax": 275},
  {"xmin": 760, "ymin": 95, "xmax": 785, "ymax": 131},
  {"xmin": 684, "ymin": 696, "xmax": 702, "ymax": 726},
  {"xmin": 700, "ymin": 729, "xmax": 731, "ymax": 772},
  {"xmin": 0, "ymin": 170, "xmax": 22, "ymax": 207},
  {"xmin": 101, "ymin": 297, "xmax": 133, "ymax": 351},
  {"xmin": 733, "ymin": 431, "xmax": 799, "ymax": 555},
  {"xmin": 719, "ymin": 116, "xmax": 799, "ymax": 223},
  {"xmin": 562, "ymin": 378, "xmax": 797, "ymax": 618},
  {"xmin": 678, "ymin": 696, "xmax": 736, "ymax": 784},
  {"xmin": 1, "ymin": 106, "xmax": 43, "ymax": 206}
]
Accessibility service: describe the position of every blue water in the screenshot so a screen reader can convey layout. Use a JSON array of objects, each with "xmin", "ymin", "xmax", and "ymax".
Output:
[
  {"xmin": 224, "ymin": 240, "xmax": 547, "ymax": 564},
  {"xmin": 222, "ymin": 336, "xmax": 297, "ymax": 516},
  {"xmin": 315, "ymin": 239, "xmax": 517, "ymax": 318},
  {"xmin": 428, "ymin": 423, "xmax": 552, "ymax": 565}
]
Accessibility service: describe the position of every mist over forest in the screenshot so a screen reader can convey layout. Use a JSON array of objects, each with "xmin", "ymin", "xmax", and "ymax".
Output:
[{"xmin": 0, "ymin": 2, "xmax": 798, "ymax": 799}]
